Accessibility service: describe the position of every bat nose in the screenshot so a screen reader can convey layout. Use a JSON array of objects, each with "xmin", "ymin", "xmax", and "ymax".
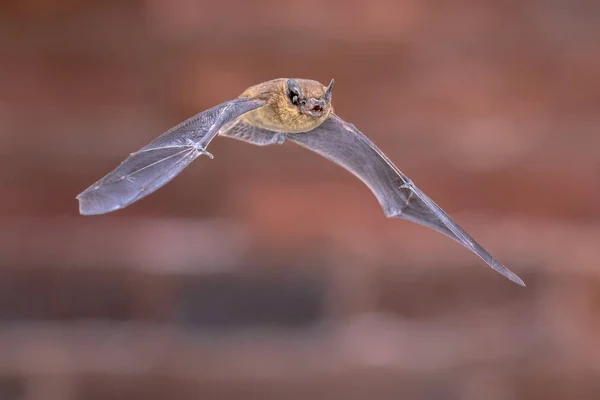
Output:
[{"xmin": 309, "ymin": 99, "xmax": 326, "ymax": 113}]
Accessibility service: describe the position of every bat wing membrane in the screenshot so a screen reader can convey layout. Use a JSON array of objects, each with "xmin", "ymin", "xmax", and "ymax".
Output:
[
  {"xmin": 76, "ymin": 98, "xmax": 264, "ymax": 215},
  {"xmin": 287, "ymin": 114, "xmax": 525, "ymax": 286},
  {"xmin": 219, "ymin": 119, "xmax": 284, "ymax": 146}
]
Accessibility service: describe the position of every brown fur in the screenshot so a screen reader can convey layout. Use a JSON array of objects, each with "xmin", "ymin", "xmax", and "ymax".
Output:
[{"xmin": 238, "ymin": 78, "xmax": 333, "ymax": 133}]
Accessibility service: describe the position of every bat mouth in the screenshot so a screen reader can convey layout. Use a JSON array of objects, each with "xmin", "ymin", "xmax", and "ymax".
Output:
[{"xmin": 301, "ymin": 99, "xmax": 327, "ymax": 117}]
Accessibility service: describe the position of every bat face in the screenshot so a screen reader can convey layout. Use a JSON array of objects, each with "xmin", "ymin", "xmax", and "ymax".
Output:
[{"xmin": 239, "ymin": 78, "xmax": 334, "ymax": 133}]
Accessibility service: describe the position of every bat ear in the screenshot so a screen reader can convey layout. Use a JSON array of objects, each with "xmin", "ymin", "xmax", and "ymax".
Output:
[
  {"xmin": 287, "ymin": 79, "xmax": 303, "ymax": 96},
  {"xmin": 324, "ymin": 79, "xmax": 334, "ymax": 102}
]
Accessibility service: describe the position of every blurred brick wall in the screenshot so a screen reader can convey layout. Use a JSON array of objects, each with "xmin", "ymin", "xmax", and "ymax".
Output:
[{"xmin": 0, "ymin": 0, "xmax": 599, "ymax": 399}]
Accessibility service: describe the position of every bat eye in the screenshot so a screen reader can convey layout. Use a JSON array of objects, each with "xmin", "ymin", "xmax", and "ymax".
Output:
[{"xmin": 289, "ymin": 90, "xmax": 300, "ymax": 106}]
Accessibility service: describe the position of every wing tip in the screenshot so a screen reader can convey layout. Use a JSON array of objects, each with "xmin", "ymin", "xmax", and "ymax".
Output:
[
  {"xmin": 76, "ymin": 191, "xmax": 120, "ymax": 216},
  {"xmin": 76, "ymin": 194, "xmax": 96, "ymax": 216},
  {"xmin": 494, "ymin": 261, "xmax": 526, "ymax": 287},
  {"xmin": 507, "ymin": 271, "xmax": 526, "ymax": 287}
]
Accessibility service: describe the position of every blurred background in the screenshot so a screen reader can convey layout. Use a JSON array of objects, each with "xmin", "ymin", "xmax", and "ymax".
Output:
[{"xmin": 1, "ymin": 0, "xmax": 599, "ymax": 399}]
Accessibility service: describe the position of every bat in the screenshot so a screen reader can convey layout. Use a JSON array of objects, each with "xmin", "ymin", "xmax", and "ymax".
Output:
[{"xmin": 76, "ymin": 78, "xmax": 525, "ymax": 286}]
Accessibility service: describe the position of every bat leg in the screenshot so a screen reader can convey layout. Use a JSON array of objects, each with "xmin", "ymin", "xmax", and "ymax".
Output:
[{"xmin": 276, "ymin": 134, "xmax": 286, "ymax": 144}]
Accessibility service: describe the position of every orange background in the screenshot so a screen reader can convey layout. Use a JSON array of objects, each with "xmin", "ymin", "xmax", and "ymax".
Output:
[{"xmin": 1, "ymin": 0, "xmax": 599, "ymax": 399}]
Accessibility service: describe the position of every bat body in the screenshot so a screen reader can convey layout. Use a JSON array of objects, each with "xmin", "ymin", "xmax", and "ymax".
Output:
[{"xmin": 77, "ymin": 78, "xmax": 525, "ymax": 286}]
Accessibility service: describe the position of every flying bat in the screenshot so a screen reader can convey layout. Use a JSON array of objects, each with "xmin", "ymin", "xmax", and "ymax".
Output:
[{"xmin": 76, "ymin": 78, "xmax": 525, "ymax": 286}]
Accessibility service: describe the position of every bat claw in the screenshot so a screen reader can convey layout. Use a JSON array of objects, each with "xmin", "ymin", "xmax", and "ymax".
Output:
[
  {"xmin": 197, "ymin": 147, "xmax": 214, "ymax": 159},
  {"xmin": 183, "ymin": 138, "xmax": 214, "ymax": 159},
  {"xmin": 400, "ymin": 178, "xmax": 414, "ymax": 190}
]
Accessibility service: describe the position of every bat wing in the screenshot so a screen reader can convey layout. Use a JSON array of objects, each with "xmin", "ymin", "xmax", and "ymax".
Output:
[
  {"xmin": 76, "ymin": 98, "xmax": 265, "ymax": 215},
  {"xmin": 219, "ymin": 118, "xmax": 284, "ymax": 146},
  {"xmin": 286, "ymin": 114, "xmax": 524, "ymax": 286}
]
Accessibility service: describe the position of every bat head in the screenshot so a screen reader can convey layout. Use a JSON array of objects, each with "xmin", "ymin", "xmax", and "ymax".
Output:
[
  {"xmin": 238, "ymin": 78, "xmax": 335, "ymax": 133},
  {"xmin": 286, "ymin": 78, "xmax": 334, "ymax": 118}
]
